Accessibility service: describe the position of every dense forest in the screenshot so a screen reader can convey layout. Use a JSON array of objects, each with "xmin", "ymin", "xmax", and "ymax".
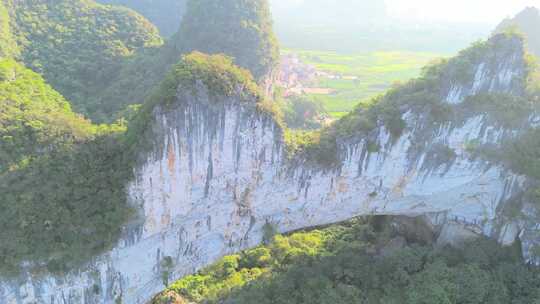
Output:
[
  {"xmin": 0, "ymin": 0, "xmax": 279, "ymax": 122},
  {"xmin": 0, "ymin": 46, "xmax": 266, "ymax": 274},
  {"xmin": 3, "ymin": 0, "xmax": 163, "ymax": 121},
  {"xmin": 154, "ymin": 217, "xmax": 540, "ymax": 304},
  {"xmin": 0, "ymin": 58, "xmax": 131, "ymax": 274},
  {"xmin": 2, "ymin": 0, "xmax": 540, "ymax": 302},
  {"xmin": 0, "ymin": 1, "xmax": 18, "ymax": 58},
  {"xmin": 91, "ymin": 0, "xmax": 280, "ymax": 123},
  {"xmin": 0, "ymin": 0, "xmax": 281, "ymax": 274}
]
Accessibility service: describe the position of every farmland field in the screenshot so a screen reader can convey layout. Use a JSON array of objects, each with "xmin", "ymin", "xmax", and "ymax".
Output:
[{"xmin": 283, "ymin": 49, "xmax": 449, "ymax": 117}]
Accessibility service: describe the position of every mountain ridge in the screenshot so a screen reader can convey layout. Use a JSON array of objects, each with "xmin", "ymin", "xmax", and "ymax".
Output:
[
  {"xmin": 1, "ymin": 1, "xmax": 540, "ymax": 303},
  {"xmin": 495, "ymin": 6, "xmax": 540, "ymax": 57},
  {"xmin": 1, "ymin": 33, "xmax": 539, "ymax": 303}
]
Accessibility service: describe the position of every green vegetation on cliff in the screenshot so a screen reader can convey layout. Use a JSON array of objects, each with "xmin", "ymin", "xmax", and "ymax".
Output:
[
  {"xmin": 126, "ymin": 52, "xmax": 276, "ymax": 150},
  {"xmin": 0, "ymin": 59, "xmax": 132, "ymax": 274},
  {"xmin": 152, "ymin": 52, "xmax": 261, "ymax": 104},
  {"xmin": 154, "ymin": 217, "xmax": 540, "ymax": 304},
  {"xmin": 526, "ymin": 53, "xmax": 540, "ymax": 95},
  {"xmin": 507, "ymin": 128, "xmax": 540, "ymax": 181},
  {"xmin": 285, "ymin": 33, "xmax": 534, "ymax": 168},
  {"xmin": 0, "ymin": 53, "xmax": 269, "ymax": 274},
  {"xmin": 279, "ymin": 95, "xmax": 327, "ymax": 130},
  {"xmin": 458, "ymin": 38, "xmax": 540, "ymax": 210},
  {"xmin": 176, "ymin": 0, "xmax": 279, "ymax": 80},
  {"xmin": 284, "ymin": 58, "xmax": 446, "ymax": 167}
]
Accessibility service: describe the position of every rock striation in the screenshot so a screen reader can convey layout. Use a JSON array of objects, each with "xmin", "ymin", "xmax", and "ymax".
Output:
[{"xmin": 1, "ymin": 34, "xmax": 539, "ymax": 304}]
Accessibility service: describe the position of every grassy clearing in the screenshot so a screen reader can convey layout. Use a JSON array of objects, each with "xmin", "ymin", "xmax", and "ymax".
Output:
[{"xmin": 283, "ymin": 49, "xmax": 448, "ymax": 117}]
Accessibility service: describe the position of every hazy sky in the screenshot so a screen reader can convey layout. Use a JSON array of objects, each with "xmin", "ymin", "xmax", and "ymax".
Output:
[
  {"xmin": 386, "ymin": 0, "xmax": 540, "ymax": 24},
  {"xmin": 272, "ymin": 0, "xmax": 540, "ymax": 25}
]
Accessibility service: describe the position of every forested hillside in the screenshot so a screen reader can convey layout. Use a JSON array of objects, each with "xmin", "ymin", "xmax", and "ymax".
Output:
[
  {"xmin": 97, "ymin": 0, "xmax": 186, "ymax": 36},
  {"xmin": 87, "ymin": 0, "xmax": 280, "ymax": 122},
  {"xmin": 0, "ymin": 1, "xmax": 18, "ymax": 58},
  {"xmin": 0, "ymin": 59, "xmax": 94, "ymax": 171},
  {"xmin": 0, "ymin": 50, "xmax": 265, "ymax": 275},
  {"xmin": 0, "ymin": 0, "xmax": 279, "ymax": 123},
  {"xmin": 0, "ymin": 58, "xmax": 134, "ymax": 274},
  {"xmin": 3, "ymin": 0, "xmax": 163, "ymax": 121},
  {"xmin": 154, "ymin": 217, "xmax": 540, "ymax": 304},
  {"xmin": 3, "ymin": 0, "xmax": 540, "ymax": 302}
]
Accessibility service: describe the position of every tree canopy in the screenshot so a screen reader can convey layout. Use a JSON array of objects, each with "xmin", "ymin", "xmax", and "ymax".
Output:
[
  {"xmin": 0, "ymin": 59, "xmax": 132, "ymax": 274},
  {"xmin": 4, "ymin": 0, "xmax": 280, "ymax": 122},
  {"xmin": 0, "ymin": 1, "xmax": 18, "ymax": 58},
  {"xmin": 0, "ymin": 59, "xmax": 94, "ymax": 171},
  {"xmin": 154, "ymin": 217, "xmax": 540, "ymax": 304},
  {"xmin": 3, "ymin": 0, "xmax": 163, "ymax": 121}
]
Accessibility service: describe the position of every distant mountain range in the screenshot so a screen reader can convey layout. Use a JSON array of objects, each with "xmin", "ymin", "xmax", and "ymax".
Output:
[
  {"xmin": 95, "ymin": 0, "xmax": 492, "ymax": 54},
  {"xmin": 93, "ymin": 2, "xmax": 540, "ymax": 56},
  {"xmin": 495, "ymin": 7, "xmax": 540, "ymax": 57},
  {"xmin": 271, "ymin": 0, "xmax": 490, "ymax": 53}
]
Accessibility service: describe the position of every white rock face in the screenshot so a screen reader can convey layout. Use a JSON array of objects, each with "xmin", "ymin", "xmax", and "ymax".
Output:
[
  {"xmin": 0, "ymin": 81, "xmax": 533, "ymax": 304},
  {"xmin": 443, "ymin": 35, "xmax": 525, "ymax": 105},
  {"xmin": 0, "ymin": 36, "xmax": 537, "ymax": 304}
]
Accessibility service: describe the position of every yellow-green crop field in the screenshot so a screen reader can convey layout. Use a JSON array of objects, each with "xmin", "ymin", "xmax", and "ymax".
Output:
[{"xmin": 283, "ymin": 49, "xmax": 449, "ymax": 117}]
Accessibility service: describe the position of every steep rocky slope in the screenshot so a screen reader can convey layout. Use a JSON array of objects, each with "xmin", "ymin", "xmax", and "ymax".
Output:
[
  {"xmin": 80, "ymin": 0, "xmax": 280, "ymax": 122},
  {"xmin": 0, "ymin": 33, "xmax": 539, "ymax": 303},
  {"xmin": 495, "ymin": 6, "xmax": 540, "ymax": 57}
]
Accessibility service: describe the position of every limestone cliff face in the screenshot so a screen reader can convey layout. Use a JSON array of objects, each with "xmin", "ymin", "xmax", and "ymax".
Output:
[
  {"xmin": 1, "ymin": 36, "xmax": 539, "ymax": 304},
  {"xmin": 442, "ymin": 35, "xmax": 526, "ymax": 104}
]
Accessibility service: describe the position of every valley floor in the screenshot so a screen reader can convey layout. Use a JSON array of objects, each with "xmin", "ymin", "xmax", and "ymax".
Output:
[{"xmin": 279, "ymin": 49, "xmax": 448, "ymax": 118}]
